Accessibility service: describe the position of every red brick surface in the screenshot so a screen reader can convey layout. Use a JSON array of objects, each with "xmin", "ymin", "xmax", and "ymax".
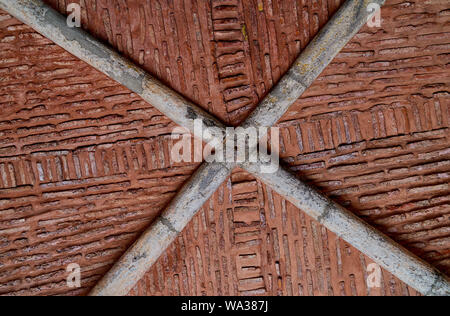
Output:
[
  {"xmin": 0, "ymin": 9, "xmax": 199, "ymax": 295},
  {"xmin": 278, "ymin": 0, "xmax": 450, "ymax": 275},
  {"xmin": 0, "ymin": 0, "xmax": 448, "ymax": 296},
  {"xmin": 129, "ymin": 169, "xmax": 420, "ymax": 296},
  {"xmin": 131, "ymin": 0, "xmax": 449, "ymax": 296}
]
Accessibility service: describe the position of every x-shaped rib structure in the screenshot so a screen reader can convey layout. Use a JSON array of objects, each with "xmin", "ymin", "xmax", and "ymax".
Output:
[{"xmin": 1, "ymin": 0, "xmax": 449, "ymax": 296}]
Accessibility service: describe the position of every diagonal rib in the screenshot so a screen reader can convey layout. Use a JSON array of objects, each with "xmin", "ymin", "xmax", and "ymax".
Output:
[{"xmin": 2, "ymin": 0, "xmax": 449, "ymax": 296}]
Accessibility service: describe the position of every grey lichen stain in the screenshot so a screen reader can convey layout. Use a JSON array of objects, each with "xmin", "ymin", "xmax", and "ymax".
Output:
[
  {"xmin": 160, "ymin": 216, "xmax": 179, "ymax": 234},
  {"xmin": 132, "ymin": 252, "xmax": 147, "ymax": 263},
  {"xmin": 186, "ymin": 107, "xmax": 221, "ymax": 129},
  {"xmin": 425, "ymin": 271, "xmax": 450, "ymax": 296},
  {"xmin": 199, "ymin": 165, "xmax": 222, "ymax": 192},
  {"xmin": 317, "ymin": 200, "xmax": 334, "ymax": 224},
  {"xmin": 186, "ymin": 107, "xmax": 198, "ymax": 120}
]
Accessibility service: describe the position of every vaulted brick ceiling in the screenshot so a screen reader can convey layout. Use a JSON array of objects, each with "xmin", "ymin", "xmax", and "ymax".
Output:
[{"xmin": 0, "ymin": 0, "xmax": 448, "ymax": 296}]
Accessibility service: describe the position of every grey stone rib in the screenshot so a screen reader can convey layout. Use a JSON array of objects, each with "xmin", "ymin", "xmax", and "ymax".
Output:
[
  {"xmin": 0, "ymin": 0, "xmax": 225, "ymax": 144},
  {"xmin": 242, "ymin": 162, "xmax": 450, "ymax": 296},
  {"xmin": 2, "ymin": 0, "xmax": 449, "ymax": 296},
  {"xmin": 92, "ymin": 161, "xmax": 233, "ymax": 296}
]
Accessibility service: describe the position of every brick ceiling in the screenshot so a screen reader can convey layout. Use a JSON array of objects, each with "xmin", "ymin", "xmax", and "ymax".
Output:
[{"xmin": 0, "ymin": 0, "xmax": 448, "ymax": 296}]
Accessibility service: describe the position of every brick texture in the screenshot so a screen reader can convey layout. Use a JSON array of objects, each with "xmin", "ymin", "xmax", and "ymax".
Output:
[
  {"xmin": 0, "ymin": 0, "xmax": 448, "ymax": 296},
  {"xmin": 129, "ymin": 169, "xmax": 420, "ymax": 296},
  {"xmin": 0, "ymin": 9, "xmax": 199, "ymax": 295},
  {"xmin": 278, "ymin": 0, "xmax": 450, "ymax": 276},
  {"xmin": 130, "ymin": 0, "xmax": 449, "ymax": 296}
]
